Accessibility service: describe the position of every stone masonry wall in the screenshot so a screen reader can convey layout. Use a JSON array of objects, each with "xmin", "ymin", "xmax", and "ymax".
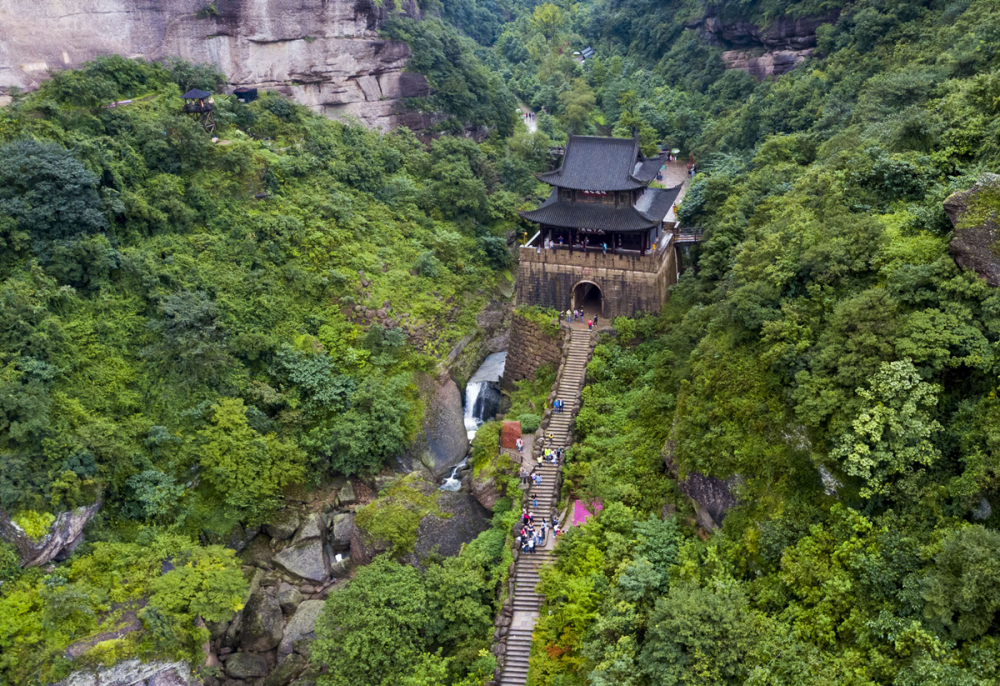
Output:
[
  {"xmin": 503, "ymin": 311, "xmax": 563, "ymax": 388},
  {"xmin": 515, "ymin": 242, "xmax": 678, "ymax": 320}
]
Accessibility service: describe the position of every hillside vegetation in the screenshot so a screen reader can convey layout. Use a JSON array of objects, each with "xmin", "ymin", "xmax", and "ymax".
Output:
[
  {"xmin": 465, "ymin": 0, "xmax": 1000, "ymax": 684},
  {"xmin": 0, "ymin": 54, "xmax": 548, "ymax": 683}
]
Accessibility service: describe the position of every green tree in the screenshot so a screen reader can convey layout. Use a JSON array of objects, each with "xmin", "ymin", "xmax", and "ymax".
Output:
[
  {"xmin": 558, "ymin": 78, "xmax": 596, "ymax": 134},
  {"xmin": 921, "ymin": 525, "xmax": 1000, "ymax": 641},
  {"xmin": 831, "ymin": 359, "xmax": 942, "ymax": 498},
  {"xmin": 639, "ymin": 581, "xmax": 753, "ymax": 686},
  {"xmin": 0, "ymin": 140, "xmax": 107, "ymax": 247},
  {"xmin": 328, "ymin": 375, "xmax": 416, "ymax": 476},
  {"xmin": 197, "ymin": 398, "xmax": 305, "ymax": 523},
  {"xmin": 312, "ymin": 555, "xmax": 430, "ymax": 686}
]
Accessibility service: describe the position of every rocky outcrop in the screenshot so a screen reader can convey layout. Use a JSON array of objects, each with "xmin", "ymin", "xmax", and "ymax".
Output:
[
  {"xmin": 278, "ymin": 599, "xmax": 325, "ymax": 656},
  {"xmin": 687, "ymin": 8, "xmax": 838, "ymax": 80},
  {"xmin": 0, "ymin": 500, "xmax": 102, "ymax": 567},
  {"xmin": 720, "ymin": 49, "xmax": 813, "ymax": 79},
  {"xmin": 945, "ymin": 174, "xmax": 1000, "ymax": 286},
  {"xmin": 0, "ymin": 0, "xmax": 433, "ymax": 130},
  {"xmin": 662, "ymin": 427, "xmax": 738, "ymax": 531},
  {"xmin": 400, "ymin": 372, "xmax": 469, "ymax": 478},
  {"xmin": 239, "ymin": 589, "xmax": 284, "ymax": 652},
  {"xmin": 402, "ymin": 491, "xmax": 491, "ymax": 566},
  {"xmin": 54, "ymin": 660, "xmax": 193, "ymax": 686}
]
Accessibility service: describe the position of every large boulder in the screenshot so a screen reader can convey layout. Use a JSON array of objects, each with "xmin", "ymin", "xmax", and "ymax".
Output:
[
  {"xmin": 274, "ymin": 539, "xmax": 330, "ymax": 582},
  {"xmin": 239, "ymin": 590, "xmax": 284, "ymax": 652},
  {"xmin": 278, "ymin": 600, "xmax": 326, "ymax": 656},
  {"xmin": 263, "ymin": 654, "xmax": 308, "ymax": 686},
  {"xmin": 292, "ymin": 513, "xmax": 326, "ymax": 545},
  {"xmin": 226, "ymin": 653, "xmax": 269, "ymax": 679},
  {"xmin": 277, "ymin": 583, "xmax": 304, "ymax": 615},
  {"xmin": 267, "ymin": 509, "xmax": 302, "ymax": 542},
  {"xmin": 399, "ymin": 372, "xmax": 469, "ymax": 478},
  {"xmin": 402, "ymin": 492, "xmax": 491, "ymax": 566},
  {"xmin": 329, "ymin": 513, "xmax": 354, "ymax": 549},
  {"xmin": 945, "ymin": 174, "xmax": 1000, "ymax": 286},
  {"xmin": 53, "ymin": 660, "xmax": 193, "ymax": 686}
]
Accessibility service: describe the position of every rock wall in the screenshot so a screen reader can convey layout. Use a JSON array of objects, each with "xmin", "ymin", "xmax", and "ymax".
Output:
[
  {"xmin": 687, "ymin": 8, "xmax": 839, "ymax": 80},
  {"xmin": 504, "ymin": 310, "xmax": 563, "ymax": 387},
  {"xmin": 0, "ymin": 0, "xmax": 433, "ymax": 130},
  {"xmin": 945, "ymin": 174, "xmax": 1000, "ymax": 286}
]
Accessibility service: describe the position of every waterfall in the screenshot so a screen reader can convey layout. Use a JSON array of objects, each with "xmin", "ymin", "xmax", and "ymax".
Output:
[
  {"xmin": 440, "ymin": 457, "xmax": 469, "ymax": 491},
  {"xmin": 464, "ymin": 381, "xmax": 487, "ymax": 439},
  {"xmin": 463, "ymin": 352, "xmax": 507, "ymax": 440}
]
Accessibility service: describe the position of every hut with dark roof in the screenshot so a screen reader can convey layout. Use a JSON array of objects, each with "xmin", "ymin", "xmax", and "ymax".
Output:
[{"xmin": 515, "ymin": 135, "xmax": 684, "ymax": 318}]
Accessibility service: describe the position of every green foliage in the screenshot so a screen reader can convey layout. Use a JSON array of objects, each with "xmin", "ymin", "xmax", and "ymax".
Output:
[
  {"xmin": 0, "ymin": 139, "xmax": 107, "ymax": 249},
  {"xmin": 515, "ymin": 305, "xmax": 561, "ymax": 338},
  {"xmin": 382, "ymin": 16, "xmax": 517, "ymax": 136},
  {"xmin": 196, "ymin": 398, "xmax": 306, "ymax": 524},
  {"xmin": 516, "ymin": 413, "xmax": 540, "ymax": 433},
  {"xmin": 11, "ymin": 510, "xmax": 54, "ymax": 541},
  {"xmin": 0, "ymin": 534, "xmax": 245, "ymax": 685},
  {"xmin": 313, "ymin": 555, "xmax": 430, "ymax": 686},
  {"xmin": 355, "ymin": 474, "xmax": 445, "ymax": 557}
]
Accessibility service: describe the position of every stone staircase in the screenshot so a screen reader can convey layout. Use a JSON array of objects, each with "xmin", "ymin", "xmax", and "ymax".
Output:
[{"xmin": 499, "ymin": 327, "xmax": 591, "ymax": 686}]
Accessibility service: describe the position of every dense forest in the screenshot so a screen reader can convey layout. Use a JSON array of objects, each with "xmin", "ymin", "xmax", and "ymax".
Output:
[{"xmin": 4, "ymin": 0, "xmax": 1000, "ymax": 684}]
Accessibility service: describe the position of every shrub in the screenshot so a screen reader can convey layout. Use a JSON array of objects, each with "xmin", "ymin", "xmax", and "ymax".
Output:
[
  {"xmin": 516, "ymin": 413, "xmax": 541, "ymax": 433},
  {"xmin": 12, "ymin": 510, "xmax": 54, "ymax": 541}
]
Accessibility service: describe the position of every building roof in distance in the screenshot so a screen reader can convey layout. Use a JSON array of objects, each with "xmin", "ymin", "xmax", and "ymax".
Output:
[
  {"xmin": 518, "ymin": 185, "xmax": 682, "ymax": 233},
  {"xmin": 537, "ymin": 135, "xmax": 667, "ymax": 191},
  {"xmin": 182, "ymin": 88, "xmax": 212, "ymax": 100}
]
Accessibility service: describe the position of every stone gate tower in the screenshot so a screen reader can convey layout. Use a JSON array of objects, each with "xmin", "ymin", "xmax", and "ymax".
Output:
[{"xmin": 516, "ymin": 135, "xmax": 683, "ymax": 319}]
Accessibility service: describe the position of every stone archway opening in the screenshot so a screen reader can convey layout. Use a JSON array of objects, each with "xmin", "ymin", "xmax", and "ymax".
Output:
[{"xmin": 573, "ymin": 281, "xmax": 603, "ymax": 318}]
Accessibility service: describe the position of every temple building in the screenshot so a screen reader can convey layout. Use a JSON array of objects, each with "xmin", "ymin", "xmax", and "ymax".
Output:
[{"xmin": 516, "ymin": 135, "xmax": 685, "ymax": 319}]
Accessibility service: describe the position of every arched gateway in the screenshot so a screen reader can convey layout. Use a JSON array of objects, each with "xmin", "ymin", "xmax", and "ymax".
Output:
[{"xmin": 572, "ymin": 281, "xmax": 603, "ymax": 316}]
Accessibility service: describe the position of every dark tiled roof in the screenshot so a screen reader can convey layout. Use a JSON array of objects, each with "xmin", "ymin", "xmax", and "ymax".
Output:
[
  {"xmin": 518, "ymin": 186, "xmax": 682, "ymax": 233},
  {"xmin": 537, "ymin": 136, "xmax": 666, "ymax": 191},
  {"xmin": 182, "ymin": 88, "xmax": 212, "ymax": 99}
]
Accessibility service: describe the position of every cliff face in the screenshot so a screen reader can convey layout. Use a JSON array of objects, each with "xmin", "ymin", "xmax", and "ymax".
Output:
[
  {"xmin": 0, "ymin": 0, "xmax": 434, "ymax": 130},
  {"xmin": 687, "ymin": 8, "xmax": 839, "ymax": 80}
]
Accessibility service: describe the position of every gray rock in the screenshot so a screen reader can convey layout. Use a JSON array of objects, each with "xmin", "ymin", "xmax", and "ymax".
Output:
[
  {"xmin": 277, "ymin": 583, "xmax": 304, "ymax": 615},
  {"xmin": 53, "ymin": 660, "xmax": 193, "ymax": 686},
  {"xmin": 292, "ymin": 513, "xmax": 326, "ymax": 544},
  {"xmin": 330, "ymin": 513, "xmax": 354, "ymax": 549},
  {"xmin": 946, "ymin": 174, "xmax": 1000, "ymax": 286},
  {"xmin": 338, "ymin": 481, "xmax": 357, "ymax": 506},
  {"xmin": 263, "ymin": 653, "xmax": 308, "ymax": 686},
  {"xmin": 274, "ymin": 539, "xmax": 329, "ymax": 582},
  {"xmin": 239, "ymin": 590, "xmax": 284, "ymax": 652},
  {"xmin": 0, "ymin": 0, "xmax": 435, "ymax": 132},
  {"xmin": 329, "ymin": 552, "xmax": 354, "ymax": 577},
  {"xmin": 0, "ymin": 499, "xmax": 102, "ymax": 567},
  {"xmin": 279, "ymin": 599, "xmax": 326, "ymax": 656},
  {"xmin": 267, "ymin": 510, "xmax": 301, "ymax": 542},
  {"xmin": 226, "ymin": 653, "xmax": 269, "ymax": 679},
  {"xmin": 402, "ymin": 492, "xmax": 490, "ymax": 567},
  {"xmin": 241, "ymin": 535, "xmax": 274, "ymax": 569},
  {"xmin": 399, "ymin": 372, "xmax": 469, "ymax": 478}
]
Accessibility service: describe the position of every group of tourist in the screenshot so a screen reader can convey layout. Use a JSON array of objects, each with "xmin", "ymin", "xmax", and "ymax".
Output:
[
  {"xmin": 540, "ymin": 447, "xmax": 562, "ymax": 464},
  {"xmin": 553, "ymin": 398, "xmax": 565, "ymax": 413},
  {"xmin": 519, "ymin": 466, "xmax": 545, "ymax": 487},
  {"xmin": 517, "ymin": 509, "xmax": 561, "ymax": 553},
  {"xmin": 559, "ymin": 310, "xmax": 599, "ymax": 328}
]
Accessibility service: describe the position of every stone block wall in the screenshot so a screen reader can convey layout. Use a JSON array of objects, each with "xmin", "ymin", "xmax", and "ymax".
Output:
[
  {"xmin": 515, "ymin": 241, "xmax": 678, "ymax": 320},
  {"xmin": 503, "ymin": 311, "xmax": 564, "ymax": 388}
]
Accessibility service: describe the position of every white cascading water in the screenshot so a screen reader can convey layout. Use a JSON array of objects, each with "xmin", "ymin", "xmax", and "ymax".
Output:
[{"xmin": 464, "ymin": 381, "xmax": 487, "ymax": 440}]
